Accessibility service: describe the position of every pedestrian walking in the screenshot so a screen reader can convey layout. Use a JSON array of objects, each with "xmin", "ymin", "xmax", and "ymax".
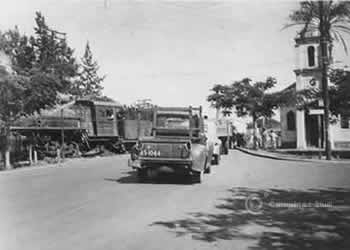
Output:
[
  {"xmin": 231, "ymin": 129, "xmax": 237, "ymax": 149},
  {"xmin": 255, "ymin": 127, "xmax": 262, "ymax": 149},
  {"xmin": 270, "ymin": 130, "xmax": 277, "ymax": 150},
  {"xmin": 262, "ymin": 128, "xmax": 269, "ymax": 149}
]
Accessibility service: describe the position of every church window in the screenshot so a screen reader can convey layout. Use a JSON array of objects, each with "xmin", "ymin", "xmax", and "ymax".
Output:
[
  {"xmin": 287, "ymin": 111, "xmax": 296, "ymax": 130},
  {"xmin": 307, "ymin": 46, "xmax": 315, "ymax": 67},
  {"xmin": 341, "ymin": 114, "xmax": 350, "ymax": 129}
]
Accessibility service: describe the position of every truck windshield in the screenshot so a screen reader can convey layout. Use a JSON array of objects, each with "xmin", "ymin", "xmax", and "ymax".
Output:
[{"xmin": 156, "ymin": 114, "xmax": 190, "ymax": 129}]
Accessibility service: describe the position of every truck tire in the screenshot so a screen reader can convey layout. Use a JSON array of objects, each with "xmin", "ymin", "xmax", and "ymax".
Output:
[
  {"xmin": 137, "ymin": 169, "xmax": 147, "ymax": 182},
  {"xmin": 212, "ymin": 154, "xmax": 220, "ymax": 165},
  {"xmin": 204, "ymin": 157, "xmax": 211, "ymax": 174},
  {"xmin": 204, "ymin": 165, "xmax": 211, "ymax": 174},
  {"xmin": 192, "ymin": 171, "xmax": 203, "ymax": 183},
  {"xmin": 204, "ymin": 159, "xmax": 211, "ymax": 173}
]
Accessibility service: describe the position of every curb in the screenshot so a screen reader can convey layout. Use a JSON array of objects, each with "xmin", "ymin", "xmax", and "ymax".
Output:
[
  {"xmin": 235, "ymin": 147, "xmax": 350, "ymax": 165},
  {"xmin": 0, "ymin": 154, "xmax": 128, "ymax": 175}
]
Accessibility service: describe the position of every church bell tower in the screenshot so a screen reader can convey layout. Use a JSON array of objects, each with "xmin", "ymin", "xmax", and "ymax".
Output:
[{"xmin": 294, "ymin": 30, "xmax": 325, "ymax": 149}]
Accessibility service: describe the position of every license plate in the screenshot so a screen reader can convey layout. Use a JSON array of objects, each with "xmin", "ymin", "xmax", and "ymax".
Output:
[{"xmin": 140, "ymin": 149, "xmax": 161, "ymax": 157}]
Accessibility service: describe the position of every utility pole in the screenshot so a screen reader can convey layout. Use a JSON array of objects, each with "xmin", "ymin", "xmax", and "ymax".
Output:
[
  {"xmin": 61, "ymin": 109, "xmax": 65, "ymax": 160},
  {"xmin": 319, "ymin": 1, "xmax": 332, "ymax": 160},
  {"xmin": 104, "ymin": 0, "xmax": 110, "ymax": 9}
]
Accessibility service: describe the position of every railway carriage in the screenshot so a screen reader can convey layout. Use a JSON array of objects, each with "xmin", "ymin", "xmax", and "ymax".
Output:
[{"xmin": 9, "ymin": 98, "xmax": 125, "ymax": 158}]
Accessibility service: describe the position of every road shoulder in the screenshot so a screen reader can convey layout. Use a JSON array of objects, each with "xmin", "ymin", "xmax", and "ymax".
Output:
[{"xmin": 236, "ymin": 147, "xmax": 350, "ymax": 165}]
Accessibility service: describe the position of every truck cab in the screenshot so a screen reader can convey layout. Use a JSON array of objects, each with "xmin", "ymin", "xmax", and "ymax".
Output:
[{"xmin": 128, "ymin": 106, "xmax": 212, "ymax": 183}]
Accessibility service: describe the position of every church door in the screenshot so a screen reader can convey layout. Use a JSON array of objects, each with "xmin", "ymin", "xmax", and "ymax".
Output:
[{"xmin": 305, "ymin": 114, "xmax": 324, "ymax": 148}]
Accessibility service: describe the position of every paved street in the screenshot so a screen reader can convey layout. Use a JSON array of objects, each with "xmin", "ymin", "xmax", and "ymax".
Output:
[{"xmin": 1, "ymin": 150, "xmax": 350, "ymax": 250}]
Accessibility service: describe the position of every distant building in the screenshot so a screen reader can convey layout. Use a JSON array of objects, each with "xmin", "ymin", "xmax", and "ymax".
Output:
[
  {"xmin": 213, "ymin": 108, "xmax": 248, "ymax": 134},
  {"xmin": 280, "ymin": 31, "xmax": 350, "ymax": 149}
]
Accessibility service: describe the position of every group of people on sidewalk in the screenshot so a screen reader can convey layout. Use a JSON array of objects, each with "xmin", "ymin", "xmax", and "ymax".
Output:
[
  {"xmin": 258, "ymin": 128, "xmax": 279, "ymax": 149},
  {"xmin": 239, "ymin": 127, "xmax": 280, "ymax": 150}
]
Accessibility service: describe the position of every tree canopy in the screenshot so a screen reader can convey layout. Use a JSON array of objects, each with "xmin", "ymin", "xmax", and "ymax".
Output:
[
  {"xmin": 0, "ymin": 11, "xmax": 108, "ymax": 119},
  {"xmin": 70, "ymin": 41, "xmax": 105, "ymax": 98},
  {"xmin": 0, "ymin": 12, "xmax": 108, "ymax": 167},
  {"xmin": 208, "ymin": 77, "xmax": 286, "ymax": 121},
  {"xmin": 284, "ymin": 1, "xmax": 350, "ymax": 53},
  {"xmin": 208, "ymin": 77, "xmax": 290, "ymax": 149},
  {"xmin": 0, "ymin": 12, "xmax": 80, "ymax": 113},
  {"xmin": 0, "ymin": 69, "xmax": 27, "ymax": 125}
]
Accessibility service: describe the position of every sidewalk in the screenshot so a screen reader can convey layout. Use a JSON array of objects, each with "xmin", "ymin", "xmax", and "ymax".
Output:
[
  {"xmin": 236, "ymin": 147, "xmax": 350, "ymax": 165},
  {"xmin": 0, "ymin": 154, "xmax": 128, "ymax": 174}
]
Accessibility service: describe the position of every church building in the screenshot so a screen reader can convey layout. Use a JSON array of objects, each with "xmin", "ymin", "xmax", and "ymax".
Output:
[{"xmin": 280, "ymin": 31, "xmax": 350, "ymax": 149}]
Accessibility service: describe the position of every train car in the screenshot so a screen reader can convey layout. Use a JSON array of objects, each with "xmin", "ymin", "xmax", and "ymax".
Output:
[
  {"xmin": 8, "ymin": 97, "xmax": 160, "ymax": 161},
  {"xmin": 120, "ymin": 107, "xmax": 153, "ymax": 150},
  {"xmin": 73, "ymin": 98, "xmax": 122, "ymax": 144},
  {"xmin": 10, "ymin": 97, "xmax": 125, "ymax": 158}
]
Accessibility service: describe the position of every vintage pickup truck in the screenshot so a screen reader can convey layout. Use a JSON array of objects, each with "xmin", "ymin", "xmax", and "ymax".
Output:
[{"xmin": 128, "ymin": 106, "xmax": 213, "ymax": 183}]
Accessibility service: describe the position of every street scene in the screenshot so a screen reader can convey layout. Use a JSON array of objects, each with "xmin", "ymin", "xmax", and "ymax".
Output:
[
  {"xmin": 1, "ymin": 0, "xmax": 350, "ymax": 249},
  {"xmin": 1, "ymin": 151, "xmax": 350, "ymax": 250}
]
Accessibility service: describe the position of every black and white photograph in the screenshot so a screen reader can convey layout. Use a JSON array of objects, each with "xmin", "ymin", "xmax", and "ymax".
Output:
[{"xmin": 1, "ymin": 0, "xmax": 350, "ymax": 249}]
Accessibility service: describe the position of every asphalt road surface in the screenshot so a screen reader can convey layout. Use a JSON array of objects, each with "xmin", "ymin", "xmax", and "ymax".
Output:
[{"xmin": 1, "ymin": 150, "xmax": 350, "ymax": 250}]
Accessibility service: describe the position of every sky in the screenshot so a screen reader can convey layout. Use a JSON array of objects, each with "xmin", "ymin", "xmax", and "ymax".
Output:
[{"xmin": 1, "ymin": 0, "xmax": 349, "ymax": 124}]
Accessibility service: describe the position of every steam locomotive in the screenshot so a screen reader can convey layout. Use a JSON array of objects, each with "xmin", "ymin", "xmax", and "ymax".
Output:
[{"xmin": 9, "ymin": 98, "xmax": 153, "ymax": 159}]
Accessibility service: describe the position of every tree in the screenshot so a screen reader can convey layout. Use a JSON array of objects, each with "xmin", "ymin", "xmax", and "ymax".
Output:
[
  {"xmin": 328, "ymin": 68, "xmax": 350, "ymax": 117},
  {"xmin": 1, "ymin": 12, "xmax": 79, "ymax": 95},
  {"xmin": 0, "ymin": 55, "xmax": 27, "ymax": 169},
  {"xmin": 207, "ymin": 84, "xmax": 234, "ymax": 118},
  {"xmin": 0, "ymin": 27, "xmax": 36, "ymax": 72},
  {"xmin": 32, "ymin": 12, "xmax": 78, "ymax": 95},
  {"xmin": 285, "ymin": 1, "xmax": 350, "ymax": 159},
  {"xmin": 0, "ymin": 12, "xmax": 79, "ymax": 111},
  {"xmin": 208, "ymin": 77, "xmax": 283, "ymax": 149},
  {"xmin": 0, "ymin": 12, "xmax": 79, "ymax": 168},
  {"xmin": 295, "ymin": 68, "xmax": 350, "ymax": 117},
  {"xmin": 71, "ymin": 42, "xmax": 105, "ymax": 98}
]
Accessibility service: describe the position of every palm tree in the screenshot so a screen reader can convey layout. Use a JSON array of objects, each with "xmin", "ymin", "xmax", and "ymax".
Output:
[
  {"xmin": 285, "ymin": 1, "xmax": 350, "ymax": 160},
  {"xmin": 286, "ymin": 1, "xmax": 350, "ymax": 52}
]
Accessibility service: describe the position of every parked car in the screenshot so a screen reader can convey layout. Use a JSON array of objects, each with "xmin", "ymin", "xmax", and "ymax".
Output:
[{"xmin": 128, "ymin": 106, "xmax": 213, "ymax": 183}]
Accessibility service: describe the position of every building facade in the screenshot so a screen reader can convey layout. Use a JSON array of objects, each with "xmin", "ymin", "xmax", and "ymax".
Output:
[{"xmin": 280, "ymin": 31, "xmax": 350, "ymax": 149}]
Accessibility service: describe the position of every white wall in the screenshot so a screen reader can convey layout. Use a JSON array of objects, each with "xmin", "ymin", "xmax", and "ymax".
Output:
[
  {"xmin": 295, "ymin": 44, "xmax": 320, "ymax": 70},
  {"xmin": 280, "ymin": 106, "xmax": 296, "ymax": 144},
  {"xmin": 331, "ymin": 118, "xmax": 350, "ymax": 148}
]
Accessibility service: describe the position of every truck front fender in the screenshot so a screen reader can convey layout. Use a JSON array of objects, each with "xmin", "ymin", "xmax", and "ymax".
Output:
[{"xmin": 190, "ymin": 144, "xmax": 207, "ymax": 172}]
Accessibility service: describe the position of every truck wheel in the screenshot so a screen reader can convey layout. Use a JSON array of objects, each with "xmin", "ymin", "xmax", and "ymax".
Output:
[
  {"xmin": 212, "ymin": 155, "xmax": 219, "ymax": 165},
  {"xmin": 204, "ymin": 165, "xmax": 211, "ymax": 174},
  {"xmin": 137, "ymin": 169, "xmax": 147, "ymax": 182},
  {"xmin": 204, "ymin": 157, "xmax": 211, "ymax": 174},
  {"xmin": 192, "ymin": 171, "xmax": 203, "ymax": 183}
]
